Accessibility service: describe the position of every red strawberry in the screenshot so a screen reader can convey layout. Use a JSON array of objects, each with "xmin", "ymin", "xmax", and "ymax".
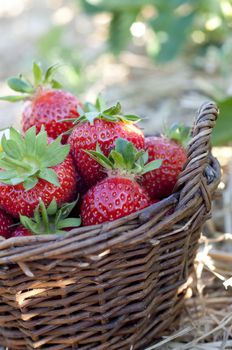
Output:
[
  {"xmin": 22, "ymin": 89, "xmax": 80, "ymax": 143},
  {"xmin": 81, "ymin": 177, "xmax": 150, "ymax": 226},
  {"xmin": 0, "ymin": 127, "xmax": 78, "ymax": 218},
  {"xmin": 68, "ymin": 96, "xmax": 144, "ymax": 188},
  {"xmin": 81, "ymin": 138, "xmax": 161, "ymax": 226},
  {"xmin": 12, "ymin": 199, "xmax": 81, "ymax": 236},
  {"xmin": 140, "ymin": 125, "xmax": 189, "ymax": 199},
  {"xmin": 0, "ymin": 209, "xmax": 14, "ymax": 238},
  {"xmin": 0, "ymin": 63, "xmax": 81, "ymax": 143},
  {"xmin": 12, "ymin": 226, "xmax": 32, "ymax": 237}
]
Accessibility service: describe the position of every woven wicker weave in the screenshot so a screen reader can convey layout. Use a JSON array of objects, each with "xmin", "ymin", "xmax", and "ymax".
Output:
[{"xmin": 0, "ymin": 102, "xmax": 220, "ymax": 350}]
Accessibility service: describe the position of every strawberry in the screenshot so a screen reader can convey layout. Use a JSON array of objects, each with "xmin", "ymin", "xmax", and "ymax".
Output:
[
  {"xmin": 12, "ymin": 199, "xmax": 81, "ymax": 237},
  {"xmin": 0, "ymin": 127, "xmax": 78, "ymax": 218},
  {"xmin": 0, "ymin": 209, "xmax": 14, "ymax": 238},
  {"xmin": 140, "ymin": 124, "xmax": 189, "ymax": 199},
  {"xmin": 12, "ymin": 226, "xmax": 32, "ymax": 237},
  {"xmin": 0, "ymin": 63, "xmax": 81, "ymax": 143},
  {"xmin": 81, "ymin": 138, "xmax": 161, "ymax": 226},
  {"xmin": 68, "ymin": 96, "xmax": 145, "ymax": 189}
]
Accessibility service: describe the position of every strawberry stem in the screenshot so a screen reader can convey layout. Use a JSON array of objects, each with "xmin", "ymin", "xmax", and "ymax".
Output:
[
  {"xmin": 0, "ymin": 62, "xmax": 63, "ymax": 102},
  {"xmin": 19, "ymin": 198, "xmax": 81, "ymax": 235},
  {"xmin": 164, "ymin": 123, "xmax": 190, "ymax": 148},
  {"xmin": 71, "ymin": 95, "xmax": 141, "ymax": 125},
  {"xmin": 39, "ymin": 200, "xmax": 50, "ymax": 234},
  {"xmin": 0, "ymin": 127, "xmax": 70, "ymax": 190},
  {"xmin": 86, "ymin": 138, "xmax": 162, "ymax": 177}
]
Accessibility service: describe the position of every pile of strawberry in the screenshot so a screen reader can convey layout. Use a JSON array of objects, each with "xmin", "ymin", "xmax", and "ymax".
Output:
[{"xmin": 0, "ymin": 63, "xmax": 189, "ymax": 239}]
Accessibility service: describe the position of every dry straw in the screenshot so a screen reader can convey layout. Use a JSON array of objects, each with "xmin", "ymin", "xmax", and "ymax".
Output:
[
  {"xmin": 146, "ymin": 234, "xmax": 232, "ymax": 350},
  {"xmin": 0, "ymin": 102, "xmax": 221, "ymax": 349}
]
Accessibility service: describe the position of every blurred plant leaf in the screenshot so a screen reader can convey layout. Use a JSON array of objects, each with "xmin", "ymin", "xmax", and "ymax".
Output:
[
  {"xmin": 37, "ymin": 26, "xmax": 85, "ymax": 93},
  {"xmin": 81, "ymin": 0, "xmax": 232, "ymax": 64},
  {"xmin": 80, "ymin": 0, "xmax": 157, "ymax": 12},
  {"xmin": 149, "ymin": 11, "xmax": 195, "ymax": 62},
  {"xmin": 109, "ymin": 10, "xmax": 139, "ymax": 54},
  {"xmin": 212, "ymin": 97, "xmax": 232, "ymax": 146}
]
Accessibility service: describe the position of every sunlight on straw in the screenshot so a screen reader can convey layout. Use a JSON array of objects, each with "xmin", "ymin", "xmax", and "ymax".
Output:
[
  {"xmin": 16, "ymin": 289, "xmax": 46, "ymax": 306},
  {"xmin": 98, "ymin": 249, "xmax": 110, "ymax": 257},
  {"xmin": 223, "ymin": 276, "xmax": 232, "ymax": 289},
  {"xmin": 145, "ymin": 327, "xmax": 194, "ymax": 349}
]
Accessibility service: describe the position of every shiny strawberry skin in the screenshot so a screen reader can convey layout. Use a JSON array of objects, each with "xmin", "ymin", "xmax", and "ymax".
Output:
[
  {"xmin": 0, "ymin": 209, "xmax": 14, "ymax": 238},
  {"xmin": 22, "ymin": 90, "xmax": 80, "ymax": 143},
  {"xmin": 81, "ymin": 177, "xmax": 150, "ymax": 226},
  {"xmin": 68, "ymin": 120, "xmax": 145, "ymax": 188},
  {"xmin": 0, "ymin": 155, "xmax": 78, "ymax": 218},
  {"xmin": 12, "ymin": 225, "xmax": 32, "ymax": 237},
  {"xmin": 140, "ymin": 137, "xmax": 187, "ymax": 199}
]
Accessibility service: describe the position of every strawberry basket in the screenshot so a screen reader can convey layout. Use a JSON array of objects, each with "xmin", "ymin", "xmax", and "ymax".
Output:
[{"xmin": 0, "ymin": 101, "xmax": 220, "ymax": 350}]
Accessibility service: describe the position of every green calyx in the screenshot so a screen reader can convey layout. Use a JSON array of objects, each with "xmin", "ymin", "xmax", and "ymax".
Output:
[
  {"xmin": 74, "ymin": 94, "xmax": 140, "ymax": 125},
  {"xmin": 0, "ymin": 62, "xmax": 62, "ymax": 102},
  {"xmin": 85, "ymin": 138, "xmax": 162, "ymax": 177},
  {"xmin": 0, "ymin": 126, "xmax": 70, "ymax": 190},
  {"xmin": 164, "ymin": 123, "xmax": 190, "ymax": 148},
  {"xmin": 20, "ymin": 199, "xmax": 81, "ymax": 235}
]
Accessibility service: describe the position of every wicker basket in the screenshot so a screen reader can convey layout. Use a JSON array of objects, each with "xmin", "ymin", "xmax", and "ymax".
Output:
[{"xmin": 0, "ymin": 102, "xmax": 220, "ymax": 350}]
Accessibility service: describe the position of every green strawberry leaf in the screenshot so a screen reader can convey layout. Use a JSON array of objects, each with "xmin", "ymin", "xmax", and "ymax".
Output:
[
  {"xmin": 47, "ymin": 199, "xmax": 58, "ymax": 216},
  {"xmin": 124, "ymin": 141, "xmax": 136, "ymax": 169},
  {"xmin": 142, "ymin": 159, "xmax": 163, "ymax": 174},
  {"xmin": 41, "ymin": 137, "xmax": 70, "ymax": 167},
  {"xmin": 0, "ymin": 95, "xmax": 29, "ymax": 102},
  {"xmin": 0, "ymin": 62, "xmax": 63, "ymax": 103},
  {"xmin": 88, "ymin": 138, "xmax": 162, "ymax": 177},
  {"xmin": 57, "ymin": 218, "xmax": 81, "ymax": 229},
  {"xmin": 96, "ymin": 94, "xmax": 106, "ymax": 112},
  {"xmin": 141, "ymin": 151, "xmax": 149, "ymax": 164},
  {"xmin": 9, "ymin": 127, "xmax": 26, "ymax": 152},
  {"xmin": 39, "ymin": 168, "xmax": 60, "ymax": 187},
  {"xmin": 19, "ymin": 198, "xmax": 81, "ymax": 235},
  {"xmin": 73, "ymin": 95, "xmax": 141, "ymax": 125},
  {"xmin": 20, "ymin": 215, "xmax": 35, "ymax": 231},
  {"xmin": 58, "ymin": 200, "xmax": 78, "ymax": 220},
  {"xmin": 109, "ymin": 150, "xmax": 125, "ymax": 168},
  {"xmin": 33, "ymin": 62, "xmax": 43, "ymax": 86},
  {"xmin": 39, "ymin": 199, "xmax": 50, "ymax": 233},
  {"xmin": 123, "ymin": 114, "xmax": 141, "ymax": 122},
  {"xmin": 85, "ymin": 149, "xmax": 113, "ymax": 169},
  {"xmin": 104, "ymin": 102, "xmax": 122, "ymax": 116},
  {"xmin": 165, "ymin": 123, "xmax": 190, "ymax": 148},
  {"xmin": 1, "ymin": 136, "xmax": 22, "ymax": 159},
  {"xmin": 34, "ymin": 206, "xmax": 41, "ymax": 224},
  {"xmin": 23, "ymin": 177, "xmax": 39, "ymax": 191},
  {"xmin": 84, "ymin": 111, "xmax": 101, "ymax": 125},
  {"xmin": 44, "ymin": 63, "xmax": 62, "ymax": 83},
  {"xmin": 51, "ymin": 79, "xmax": 62, "ymax": 89},
  {"xmin": 7, "ymin": 77, "xmax": 34, "ymax": 94},
  {"xmin": 0, "ymin": 170, "xmax": 17, "ymax": 180},
  {"xmin": 35, "ymin": 128, "xmax": 48, "ymax": 158},
  {"xmin": 24, "ymin": 126, "xmax": 37, "ymax": 154}
]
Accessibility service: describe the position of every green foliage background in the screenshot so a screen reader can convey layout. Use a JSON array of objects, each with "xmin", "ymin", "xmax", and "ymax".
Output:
[
  {"xmin": 80, "ymin": 0, "xmax": 232, "ymax": 62},
  {"xmin": 34, "ymin": 0, "xmax": 232, "ymax": 146}
]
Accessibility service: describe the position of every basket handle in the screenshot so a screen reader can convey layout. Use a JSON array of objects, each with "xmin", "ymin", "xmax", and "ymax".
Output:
[{"xmin": 175, "ymin": 101, "xmax": 219, "ymax": 210}]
